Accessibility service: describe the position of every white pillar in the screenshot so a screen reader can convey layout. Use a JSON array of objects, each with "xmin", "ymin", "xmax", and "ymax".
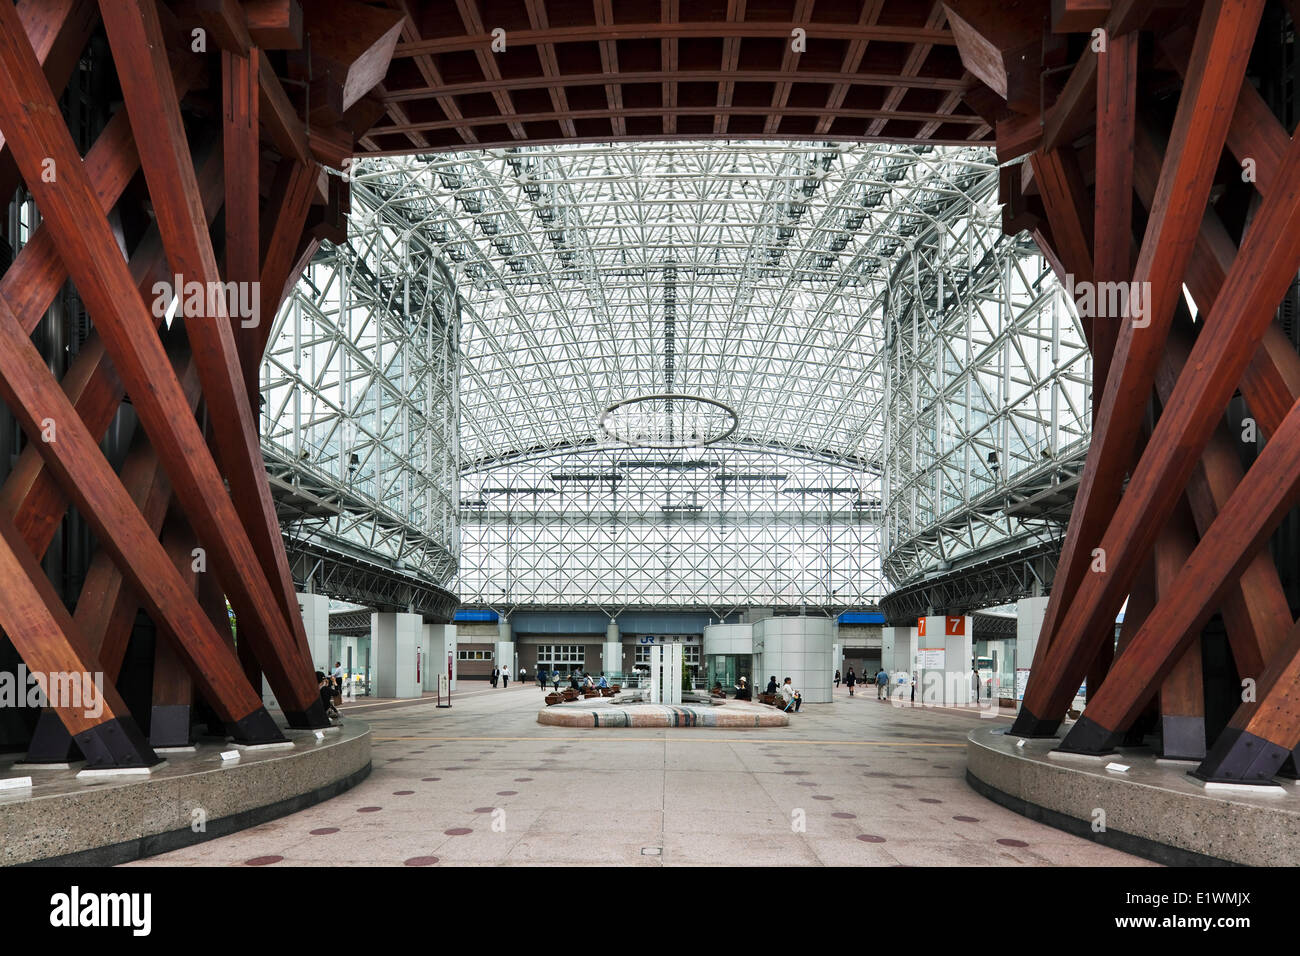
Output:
[
  {"xmin": 423, "ymin": 623, "xmax": 458, "ymax": 692},
  {"xmin": 664, "ymin": 642, "xmax": 684, "ymax": 705},
  {"xmin": 755, "ymin": 617, "xmax": 833, "ymax": 703},
  {"xmin": 915, "ymin": 615, "xmax": 973, "ymax": 706},
  {"xmin": 1015, "ymin": 596, "xmax": 1050, "ymax": 704},
  {"xmin": 944, "ymin": 615, "xmax": 973, "ymax": 706},
  {"xmin": 372, "ymin": 611, "xmax": 421, "ymax": 698},
  {"xmin": 648, "ymin": 644, "xmax": 663, "ymax": 703},
  {"xmin": 297, "ymin": 592, "xmax": 331, "ymax": 673},
  {"xmin": 882, "ymin": 625, "xmax": 915, "ymax": 679},
  {"xmin": 602, "ymin": 620, "xmax": 621, "ymax": 677},
  {"xmin": 496, "ymin": 616, "xmax": 515, "ymax": 685}
]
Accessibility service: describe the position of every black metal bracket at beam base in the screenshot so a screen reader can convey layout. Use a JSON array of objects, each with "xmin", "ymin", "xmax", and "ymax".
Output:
[
  {"xmin": 1057, "ymin": 715, "xmax": 1122, "ymax": 756},
  {"xmin": 72, "ymin": 716, "xmax": 161, "ymax": 770},
  {"xmin": 23, "ymin": 711, "xmax": 81, "ymax": 763},
  {"xmin": 225, "ymin": 706, "xmax": 289, "ymax": 745},
  {"xmin": 283, "ymin": 697, "xmax": 331, "ymax": 730},
  {"xmin": 1191, "ymin": 726, "xmax": 1292, "ymax": 785},
  {"xmin": 1008, "ymin": 707, "xmax": 1062, "ymax": 738}
]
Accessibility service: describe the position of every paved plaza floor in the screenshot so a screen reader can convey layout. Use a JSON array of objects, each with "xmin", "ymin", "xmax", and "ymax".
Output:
[{"xmin": 126, "ymin": 683, "xmax": 1152, "ymax": 867}]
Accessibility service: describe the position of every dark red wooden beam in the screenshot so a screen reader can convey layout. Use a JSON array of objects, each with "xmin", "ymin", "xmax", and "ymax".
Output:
[
  {"xmin": 0, "ymin": 0, "xmax": 323, "ymax": 727},
  {"xmin": 1022, "ymin": 120, "xmax": 1300, "ymax": 738},
  {"xmin": 99, "ymin": 0, "xmax": 321, "ymax": 694},
  {"xmin": 1013, "ymin": 0, "xmax": 1267, "ymax": 736}
]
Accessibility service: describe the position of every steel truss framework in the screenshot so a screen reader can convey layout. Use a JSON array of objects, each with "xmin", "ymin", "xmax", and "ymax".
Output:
[
  {"xmin": 343, "ymin": 140, "xmax": 1006, "ymax": 610},
  {"xmin": 953, "ymin": 0, "xmax": 1300, "ymax": 785},
  {"xmin": 880, "ymin": 196, "xmax": 1092, "ymax": 610},
  {"xmin": 459, "ymin": 445, "xmax": 883, "ymax": 613},
  {"xmin": 262, "ymin": 211, "xmax": 461, "ymax": 593}
]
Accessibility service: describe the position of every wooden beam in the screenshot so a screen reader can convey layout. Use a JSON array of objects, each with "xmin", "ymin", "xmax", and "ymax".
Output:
[
  {"xmin": 1024, "ymin": 112, "xmax": 1300, "ymax": 739},
  {"xmin": 941, "ymin": 0, "xmax": 1044, "ymax": 113},
  {"xmin": 1030, "ymin": 148, "xmax": 1094, "ymax": 283},
  {"xmin": 224, "ymin": 48, "xmax": 262, "ymax": 406},
  {"xmin": 0, "ymin": 0, "xmax": 322, "ymax": 727},
  {"xmin": 0, "ymin": 289, "xmax": 284, "ymax": 743},
  {"xmin": 1060, "ymin": 393, "xmax": 1300, "ymax": 756},
  {"xmin": 1052, "ymin": 0, "xmax": 1109, "ymax": 33},
  {"xmin": 243, "ymin": 0, "xmax": 302, "ymax": 48},
  {"xmin": 151, "ymin": 510, "xmax": 200, "ymax": 748},
  {"xmin": 0, "ymin": 0, "xmax": 99, "ymax": 204},
  {"xmin": 0, "ymin": 144, "xmax": 225, "ymax": 559},
  {"xmin": 258, "ymin": 52, "xmax": 311, "ymax": 164},
  {"xmin": 1196, "ymin": 613, "xmax": 1300, "ymax": 783},
  {"xmin": 1012, "ymin": 0, "xmax": 1267, "ymax": 736},
  {"xmin": 0, "ymin": 512, "xmax": 156, "ymax": 766},
  {"xmin": 100, "ymin": 0, "xmax": 325, "ymax": 722},
  {"xmin": 302, "ymin": 0, "xmax": 403, "ymax": 111},
  {"xmin": 175, "ymin": 0, "xmax": 251, "ymax": 54},
  {"xmin": 1091, "ymin": 30, "xmax": 1138, "ymax": 410}
]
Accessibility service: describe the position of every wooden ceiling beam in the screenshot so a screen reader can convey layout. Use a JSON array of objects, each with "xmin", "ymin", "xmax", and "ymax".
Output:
[
  {"xmin": 392, "ymin": 21, "xmax": 957, "ymax": 57},
  {"xmin": 243, "ymin": 0, "xmax": 302, "ymax": 49}
]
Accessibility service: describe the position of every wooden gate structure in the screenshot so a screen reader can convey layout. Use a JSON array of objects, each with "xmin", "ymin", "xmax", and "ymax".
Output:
[
  {"xmin": 2, "ymin": 0, "xmax": 1299, "ymax": 785},
  {"xmin": 948, "ymin": 0, "xmax": 1300, "ymax": 785}
]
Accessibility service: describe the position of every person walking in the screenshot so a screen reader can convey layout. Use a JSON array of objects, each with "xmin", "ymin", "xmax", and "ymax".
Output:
[
  {"xmin": 845, "ymin": 667, "xmax": 857, "ymax": 696},
  {"xmin": 876, "ymin": 666, "xmax": 889, "ymax": 700},
  {"xmin": 519, "ymin": 665, "xmax": 527, "ymax": 685},
  {"xmin": 490, "ymin": 665, "xmax": 499, "ymax": 688},
  {"xmin": 538, "ymin": 667, "xmax": 548, "ymax": 691},
  {"xmin": 501, "ymin": 663, "xmax": 510, "ymax": 688},
  {"xmin": 834, "ymin": 669, "xmax": 841, "ymax": 688}
]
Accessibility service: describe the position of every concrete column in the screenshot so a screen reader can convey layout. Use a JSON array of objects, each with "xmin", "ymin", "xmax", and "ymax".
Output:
[
  {"xmin": 602, "ymin": 620, "xmax": 621, "ymax": 677},
  {"xmin": 297, "ymin": 592, "xmax": 331, "ymax": 673},
  {"xmin": 423, "ymin": 623, "xmax": 458, "ymax": 692},
  {"xmin": 495, "ymin": 616, "xmax": 515, "ymax": 685},
  {"xmin": 944, "ymin": 615, "xmax": 973, "ymax": 706},
  {"xmin": 371, "ymin": 611, "xmax": 422, "ymax": 699},
  {"xmin": 1015, "ymin": 596, "xmax": 1050, "ymax": 704},
  {"xmin": 882, "ymin": 625, "xmax": 915, "ymax": 680},
  {"xmin": 663, "ymin": 642, "xmax": 683, "ymax": 705},
  {"xmin": 648, "ymin": 644, "xmax": 663, "ymax": 703},
  {"xmin": 915, "ymin": 615, "xmax": 972, "ymax": 706},
  {"xmin": 755, "ymin": 616, "xmax": 833, "ymax": 703}
]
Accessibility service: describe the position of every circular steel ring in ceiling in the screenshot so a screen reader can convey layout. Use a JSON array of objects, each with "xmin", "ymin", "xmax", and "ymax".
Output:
[{"xmin": 599, "ymin": 393, "xmax": 739, "ymax": 449}]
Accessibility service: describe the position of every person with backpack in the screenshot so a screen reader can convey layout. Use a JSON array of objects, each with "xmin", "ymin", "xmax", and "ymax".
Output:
[{"xmin": 876, "ymin": 667, "xmax": 889, "ymax": 700}]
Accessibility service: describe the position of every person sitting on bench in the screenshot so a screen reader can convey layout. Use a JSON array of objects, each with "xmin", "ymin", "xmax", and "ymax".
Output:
[
  {"xmin": 733, "ymin": 677, "xmax": 751, "ymax": 701},
  {"xmin": 780, "ymin": 677, "xmax": 802, "ymax": 712}
]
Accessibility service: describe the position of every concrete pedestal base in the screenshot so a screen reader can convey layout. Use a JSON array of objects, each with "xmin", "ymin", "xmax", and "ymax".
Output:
[
  {"xmin": 967, "ymin": 725, "xmax": 1300, "ymax": 865},
  {"xmin": 0, "ymin": 719, "xmax": 371, "ymax": 865}
]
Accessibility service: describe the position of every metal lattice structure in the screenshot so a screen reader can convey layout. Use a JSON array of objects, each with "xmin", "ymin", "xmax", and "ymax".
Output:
[
  {"xmin": 459, "ymin": 446, "xmax": 883, "ymax": 612},
  {"xmin": 880, "ymin": 209, "xmax": 1092, "ymax": 611},
  {"xmin": 261, "ymin": 216, "xmax": 461, "ymax": 594},
  {"xmin": 336, "ymin": 141, "xmax": 1003, "ymax": 611}
]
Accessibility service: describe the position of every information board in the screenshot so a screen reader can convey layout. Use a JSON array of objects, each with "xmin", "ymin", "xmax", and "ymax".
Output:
[{"xmin": 918, "ymin": 647, "xmax": 945, "ymax": 669}]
